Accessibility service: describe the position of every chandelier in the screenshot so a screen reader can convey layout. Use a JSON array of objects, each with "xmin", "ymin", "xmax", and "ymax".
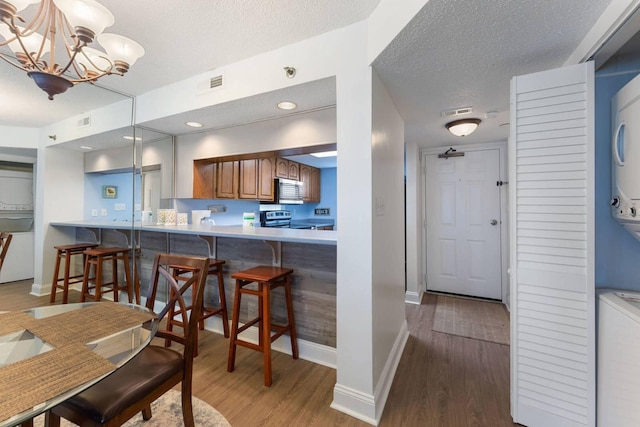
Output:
[{"xmin": 0, "ymin": 0, "xmax": 144, "ymax": 100}]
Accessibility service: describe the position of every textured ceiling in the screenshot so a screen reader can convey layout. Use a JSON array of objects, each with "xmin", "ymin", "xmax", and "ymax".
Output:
[
  {"xmin": 374, "ymin": 0, "xmax": 612, "ymax": 147},
  {"xmin": 0, "ymin": 0, "xmax": 620, "ymax": 151}
]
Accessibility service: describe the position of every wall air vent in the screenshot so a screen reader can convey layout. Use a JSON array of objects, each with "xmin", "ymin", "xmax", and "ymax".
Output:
[
  {"xmin": 197, "ymin": 73, "xmax": 224, "ymax": 94},
  {"xmin": 441, "ymin": 107, "xmax": 473, "ymax": 118},
  {"xmin": 77, "ymin": 115, "xmax": 91, "ymax": 127},
  {"xmin": 210, "ymin": 75, "xmax": 223, "ymax": 88}
]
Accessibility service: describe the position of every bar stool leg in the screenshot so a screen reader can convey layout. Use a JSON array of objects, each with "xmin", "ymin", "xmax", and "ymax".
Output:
[
  {"xmin": 81, "ymin": 256, "xmax": 91, "ymax": 303},
  {"xmin": 122, "ymin": 252, "xmax": 134, "ymax": 304},
  {"xmin": 95, "ymin": 255, "xmax": 104, "ymax": 302},
  {"xmin": 227, "ymin": 279, "xmax": 243, "ymax": 373},
  {"xmin": 215, "ymin": 266, "xmax": 230, "ymax": 338},
  {"xmin": 61, "ymin": 252, "xmax": 72, "ymax": 304},
  {"xmin": 261, "ymin": 281, "xmax": 272, "ymax": 386},
  {"xmin": 50, "ymin": 249, "xmax": 62, "ymax": 304},
  {"xmin": 111, "ymin": 255, "xmax": 119, "ymax": 302},
  {"xmin": 284, "ymin": 275, "xmax": 299, "ymax": 359}
]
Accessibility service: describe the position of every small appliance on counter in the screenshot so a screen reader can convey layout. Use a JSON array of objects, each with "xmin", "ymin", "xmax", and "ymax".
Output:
[{"xmin": 260, "ymin": 210, "xmax": 292, "ymax": 228}]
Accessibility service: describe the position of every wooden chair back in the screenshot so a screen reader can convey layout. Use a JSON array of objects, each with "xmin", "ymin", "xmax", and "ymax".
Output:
[
  {"xmin": 0, "ymin": 232, "xmax": 12, "ymax": 273},
  {"xmin": 146, "ymin": 253, "xmax": 209, "ymax": 365}
]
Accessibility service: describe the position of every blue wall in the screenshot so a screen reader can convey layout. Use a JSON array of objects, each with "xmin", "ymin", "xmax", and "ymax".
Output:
[
  {"xmin": 595, "ymin": 55, "xmax": 640, "ymax": 289},
  {"xmin": 84, "ymin": 172, "xmax": 140, "ymax": 222}
]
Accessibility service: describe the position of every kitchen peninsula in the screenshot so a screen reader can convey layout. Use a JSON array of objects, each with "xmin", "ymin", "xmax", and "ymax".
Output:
[{"xmin": 49, "ymin": 220, "xmax": 337, "ymax": 367}]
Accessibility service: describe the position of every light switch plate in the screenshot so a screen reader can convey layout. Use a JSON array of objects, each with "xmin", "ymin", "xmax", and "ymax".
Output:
[
  {"xmin": 91, "ymin": 209, "xmax": 98, "ymax": 217},
  {"xmin": 101, "ymin": 208, "xmax": 107, "ymax": 216},
  {"xmin": 114, "ymin": 203, "xmax": 126, "ymax": 211}
]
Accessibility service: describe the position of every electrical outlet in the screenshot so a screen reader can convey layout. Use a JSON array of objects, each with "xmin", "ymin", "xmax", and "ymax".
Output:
[
  {"xmin": 101, "ymin": 208, "xmax": 107, "ymax": 216},
  {"xmin": 114, "ymin": 203, "xmax": 126, "ymax": 211},
  {"xmin": 91, "ymin": 209, "xmax": 98, "ymax": 217}
]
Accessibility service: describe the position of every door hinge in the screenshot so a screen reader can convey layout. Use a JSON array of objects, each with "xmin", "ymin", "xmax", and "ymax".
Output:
[{"xmin": 496, "ymin": 180, "xmax": 509, "ymax": 187}]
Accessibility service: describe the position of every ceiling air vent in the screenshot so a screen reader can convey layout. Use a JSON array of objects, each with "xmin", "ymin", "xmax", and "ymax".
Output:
[
  {"xmin": 441, "ymin": 107, "xmax": 473, "ymax": 118},
  {"xmin": 197, "ymin": 73, "xmax": 224, "ymax": 94}
]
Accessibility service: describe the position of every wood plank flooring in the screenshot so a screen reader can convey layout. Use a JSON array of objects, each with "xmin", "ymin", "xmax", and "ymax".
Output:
[{"xmin": 0, "ymin": 280, "xmax": 515, "ymax": 426}]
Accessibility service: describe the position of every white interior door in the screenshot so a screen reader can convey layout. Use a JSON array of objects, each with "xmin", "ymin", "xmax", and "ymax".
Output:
[{"xmin": 425, "ymin": 148, "xmax": 502, "ymax": 299}]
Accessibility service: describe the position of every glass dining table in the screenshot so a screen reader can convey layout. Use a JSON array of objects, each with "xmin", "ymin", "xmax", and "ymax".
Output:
[{"xmin": 0, "ymin": 302, "xmax": 157, "ymax": 427}]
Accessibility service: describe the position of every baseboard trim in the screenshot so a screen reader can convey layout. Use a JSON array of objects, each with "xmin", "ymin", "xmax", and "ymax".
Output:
[
  {"xmin": 331, "ymin": 385, "xmax": 378, "ymax": 425},
  {"xmin": 30, "ymin": 282, "xmax": 47, "ymax": 297},
  {"xmin": 405, "ymin": 290, "xmax": 422, "ymax": 305},
  {"xmin": 331, "ymin": 320, "xmax": 409, "ymax": 425}
]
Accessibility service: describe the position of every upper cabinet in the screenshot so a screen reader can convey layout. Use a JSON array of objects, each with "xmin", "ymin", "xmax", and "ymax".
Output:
[
  {"xmin": 193, "ymin": 155, "xmax": 319, "ymax": 202},
  {"xmin": 299, "ymin": 164, "xmax": 321, "ymax": 203},
  {"xmin": 274, "ymin": 158, "xmax": 300, "ymax": 181},
  {"xmin": 215, "ymin": 161, "xmax": 239, "ymax": 199}
]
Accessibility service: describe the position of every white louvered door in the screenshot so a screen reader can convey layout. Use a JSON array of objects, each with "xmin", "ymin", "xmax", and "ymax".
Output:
[{"xmin": 510, "ymin": 62, "xmax": 595, "ymax": 426}]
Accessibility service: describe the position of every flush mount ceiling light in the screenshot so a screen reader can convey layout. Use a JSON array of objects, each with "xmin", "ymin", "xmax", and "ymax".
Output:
[
  {"xmin": 0, "ymin": 0, "xmax": 144, "ymax": 100},
  {"xmin": 445, "ymin": 118, "xmax": 481, "ymax": 137},
  {"xmin": 277, "ymin": 101, "xmax": 297, "ymax": 110},
  {"xmin": 185, "ymin": 121, "xmax": 203, "ymax": 128}
]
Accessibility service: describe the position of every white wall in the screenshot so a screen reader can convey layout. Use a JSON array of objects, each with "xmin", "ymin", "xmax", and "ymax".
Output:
[
  {"xmin": 174, "ymin": 108, "xmax": 336, "ymax": 198},
  {"xmin": 0, "ymin": 125, "xmax": 39, "ymax": 148},
  {"xmin": 370, "ymin": 71, "xmax": 409, "ymax": 407},
  {"xmin": 404, "ymin": 140, "xmax": 423, "ymax": 304},
  {"xmin": 33, "ymin": 142, "xmax": 85, "ymax": 295}
]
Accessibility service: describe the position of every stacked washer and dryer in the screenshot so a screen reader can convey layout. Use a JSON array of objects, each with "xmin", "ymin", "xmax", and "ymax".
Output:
[
  {"xmin": 599, "ymin": 73, "xmax": 640, "ymax": 426},
  {"xmin": 0, "ymin": 169, "xmax": 34, "ymax": 283}
]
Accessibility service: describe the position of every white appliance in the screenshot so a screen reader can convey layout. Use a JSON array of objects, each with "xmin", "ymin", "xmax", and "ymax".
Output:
[
  {"xmin": 0, "ymin": 170, "xmax": 34, "ymax": 283},
  {"xmin": 598, "ymin": 290, "xmax": 640, "ymax": 426},
  {"xmin": 611, "ymin": 74, "xmax": 640, "ymax": 241}
]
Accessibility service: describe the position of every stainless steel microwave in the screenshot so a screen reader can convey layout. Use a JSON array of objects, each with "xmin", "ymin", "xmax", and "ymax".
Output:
[{"xmin": 274, "ymin": 178, "xmax": 304, "ymax": 204}]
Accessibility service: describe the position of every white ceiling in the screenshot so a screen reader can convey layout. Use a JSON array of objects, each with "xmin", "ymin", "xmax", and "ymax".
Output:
[{"xmin": 0, "ymin": 0, "xmax": 621, "ymax": 153}]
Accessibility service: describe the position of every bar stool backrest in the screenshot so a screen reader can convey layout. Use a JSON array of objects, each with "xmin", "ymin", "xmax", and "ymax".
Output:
[{"xmin": 0, "ymin": 232, "xmax": 12, "ymax": 274}]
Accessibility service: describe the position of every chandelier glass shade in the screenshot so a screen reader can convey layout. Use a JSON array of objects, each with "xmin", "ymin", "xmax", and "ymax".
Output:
[
  {"xmin": 445, "ymin": 118, "xmax": 481, "ymax": 137},
  {"xmin": 0, "ymin": 0, "xmax": 144, "ymax": 99}
]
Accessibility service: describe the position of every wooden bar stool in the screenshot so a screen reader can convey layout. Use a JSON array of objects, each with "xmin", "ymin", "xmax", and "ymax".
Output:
[
  {"xmin": 227, "ymin": 265, "xmax": 298, "ymax": 386},
  {"xmin": 50, "ymin": 243, "xmax": 98, "ymax": 304},
  {"xmin": 80, "ymin": 247, "xmax": 138, "ymax": 303},
  {"xmin": 167, "ymin": 258, "xmax": 228, "ymax": 357}
]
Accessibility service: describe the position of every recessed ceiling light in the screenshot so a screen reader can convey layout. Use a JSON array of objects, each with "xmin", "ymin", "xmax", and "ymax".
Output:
[
  {"xmin": 122, "ymin": 136, "xmax": 142, "ymax": 141},
  {"xmin": 310, "ymin": 150, "xmax": 337, "ymax": 158},
  {"xmin": 277, "ymin": 101, "xmax": 297, "ymax": 110},
  {"xmin": 80, "ymin": 146, "xmax": 93, "ymax": 150},
  {"xmin": 186, "ymin": 121, "xmax": 203, "ymax": 128}
]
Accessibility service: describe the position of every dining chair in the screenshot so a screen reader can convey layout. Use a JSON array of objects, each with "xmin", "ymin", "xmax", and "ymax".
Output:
[
  {"xmin": 46, "ymin": 253, "xmax": 210, "ymax": 427},
  {"xmin": 0, "ymin": 232, "xmax": 12, "ymax": 274}
]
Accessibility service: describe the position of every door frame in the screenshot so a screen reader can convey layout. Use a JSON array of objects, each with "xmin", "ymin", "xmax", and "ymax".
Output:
[{"xmin": 420, "ymin": 140, "xmax": 509, "ymax": 306}]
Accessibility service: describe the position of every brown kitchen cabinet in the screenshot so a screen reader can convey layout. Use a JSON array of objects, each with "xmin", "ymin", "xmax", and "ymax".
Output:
[
  {"xmin": 300, "ymin": 164, "xmax": 321, "ymax": 202},
  {"xmin": 215, "ymin": 160, "xmax": 239, "ymax": 199},
  {"xmin": 193, "ymin": 161, "xmax": 215, "ymax": 199},
  {"xmin": 257, "ymin": 157, "xmax": 275, "ymax": 200},
  {"xmin": 239, "ymin": 158, "xmax": 275, "ymax": 200},
  {"xmin": 275, "ymin": 158, "xmax": 300, "ymax": 181},
  {"xmin": 275, "ymin": 157, "xmax": 289, "ymax": 178}
]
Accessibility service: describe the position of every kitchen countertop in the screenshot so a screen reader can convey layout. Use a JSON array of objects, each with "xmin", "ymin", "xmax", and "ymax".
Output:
[
  {"xmin": 50, "ymin": 221, "xmax": 337, "ymax": 246},
  {"xmin": 289, "ymin": 219, "xmax": 335, "ymax": 229}
]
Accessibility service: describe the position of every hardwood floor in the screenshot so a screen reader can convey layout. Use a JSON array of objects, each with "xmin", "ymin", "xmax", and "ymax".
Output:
[{"xmin": 0, "ymin": 280, "xmax": 515, "ymax": 426}]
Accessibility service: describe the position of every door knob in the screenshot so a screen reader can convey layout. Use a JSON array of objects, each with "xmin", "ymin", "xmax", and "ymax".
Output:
[{"xmin": 490, "ymin": 219, "xmax": 498, "ymax": 226}]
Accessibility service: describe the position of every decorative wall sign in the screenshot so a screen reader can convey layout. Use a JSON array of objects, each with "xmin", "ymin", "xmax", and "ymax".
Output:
[{"xmin": 102, "ymin": 185, "xmax": 117, "ymax": 199}]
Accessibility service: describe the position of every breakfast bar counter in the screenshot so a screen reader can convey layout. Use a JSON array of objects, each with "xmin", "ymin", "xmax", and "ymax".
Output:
[
  {"xmin": 50, "ymin": 221, "xmax": 337, "ymax": 245},
  {"xmin": 49, "ymin": 220, "xmax": 338, "ymax": 366}
]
